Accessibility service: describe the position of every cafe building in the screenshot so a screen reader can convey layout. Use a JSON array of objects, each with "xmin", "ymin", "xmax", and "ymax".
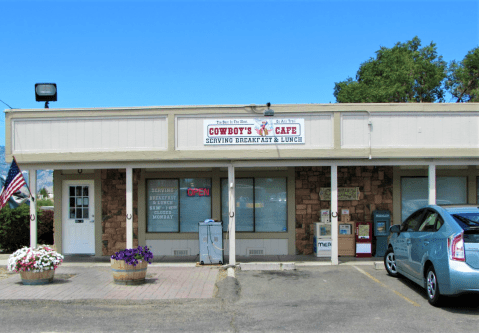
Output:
[{"xmin": 4, "ymin": 102, "xmax": 479, "ymax": 265}]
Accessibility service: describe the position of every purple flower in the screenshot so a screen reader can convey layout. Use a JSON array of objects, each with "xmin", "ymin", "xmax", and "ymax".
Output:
[{"xmin": 111, "ymin": 246, "xmax": 154, "ymax": 266}]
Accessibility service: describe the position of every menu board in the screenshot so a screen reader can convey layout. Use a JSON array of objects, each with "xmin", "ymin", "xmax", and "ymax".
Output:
[{"xmin": 147, "ymin": 179, "xmax": 179, "ymax": 232}]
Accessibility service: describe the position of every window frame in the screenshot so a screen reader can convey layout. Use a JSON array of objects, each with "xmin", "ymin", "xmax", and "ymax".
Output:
[
  {"xmin": 146, "ymin": 177, "xmax": 213, "ymax": 233},
  {"xmin": 400, "ymin": 176, "xmax": 468, "ymax": 222},
  {"xmin": 220, "ymin": 177, "xmax": 288, "ymax": 233}
]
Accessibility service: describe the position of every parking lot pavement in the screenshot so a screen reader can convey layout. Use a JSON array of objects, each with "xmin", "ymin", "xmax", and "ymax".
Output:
[
  {"xmin": 0, "ymin": 265, "xmax": 219, "ymax": 300},
  {"xmin": 1, "ymin": 264, "xmax": 479, "ymax": 332},
  {"xmin": 232, "ymin": 265, "xmax": 479, "ymax": 333}
]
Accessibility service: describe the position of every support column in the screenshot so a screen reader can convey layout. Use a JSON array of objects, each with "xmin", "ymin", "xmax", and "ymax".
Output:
[
  {"xmin": 428, "ymin": 164, "xmax": 436, "ymax": 205},
  {"xmin": 228, "ymin": 164, "xmax": 236, "ymax": 268},
  {"xmin": 331, "ymin": 164, "xmax": 339, "ymax": 265},
  {"xmin": 29, "ymin": 169, "xmax": 37, "ymax": 248},
  {"xmin": 126, "ymin": 167, "xmax": 133, "ymax": 249}
]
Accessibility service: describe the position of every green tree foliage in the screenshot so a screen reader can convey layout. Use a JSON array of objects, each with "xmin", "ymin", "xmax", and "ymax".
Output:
[
  {"xmin": 39, "ymin": 187, "xmax": 49, "ymax": 199},
  {"xmin": 446, "ymin": 47, "xmax": 479, "ymax": 102},
  {"xmin": 0, "ymin": 204, "xmax": 54, "ymax": 252},
  {"xmin": 334, "ymin": 37, "xmax": 447, "ymax": 103},
  {"xmin": 36, "ymin": 198, "xmax": 54, "ymax": 207}
]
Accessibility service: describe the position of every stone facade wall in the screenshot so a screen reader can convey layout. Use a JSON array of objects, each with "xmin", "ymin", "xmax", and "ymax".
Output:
[
  {"xmin": 101, "ymin": 169, "xmax": 140, "ymax": 255},
  {"xmin": 295, "ymin": 166, "xmax": 393, "ymax": 255}
]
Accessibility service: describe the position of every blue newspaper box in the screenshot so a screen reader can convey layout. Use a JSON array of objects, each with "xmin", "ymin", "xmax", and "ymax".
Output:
[{"xmin": 372, "ymin": 210, "xmax": 391, "ymax": 257}]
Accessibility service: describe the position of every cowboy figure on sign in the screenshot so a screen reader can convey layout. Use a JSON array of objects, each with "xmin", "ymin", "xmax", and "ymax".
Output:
[{"xmin": 259, "ymin": 121, "xmax": 269, "ymax": 136}]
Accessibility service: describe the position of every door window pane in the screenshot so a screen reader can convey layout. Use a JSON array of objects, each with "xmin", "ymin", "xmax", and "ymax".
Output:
[
  {"xmin": 179, "ymin": 178, "xmax": 212, "ymax": 232},
  {"xmin": 147, "ymin": 179, "xmax": 179, "ymax": 232},
  {"xmin": 418, "ymin": 211, "xmax": 439, "ymax": 232},
  {"xmin": 255, "ymin": 178, "xmax": 287, "ymax": 232},
  {"xmin": 221, "ymin": 178, "xmax": 254, "ymax": 231},
  {"xmin": 401, "ymin": 177, "xmax": 467, "ymax": 221},
  {"xmin": 401, "ymin": 209, "xmax": 425, "ymax": 231},
  {"xmin": 69, "ymin": 185, "xmax": 90, "ymax": 220}
]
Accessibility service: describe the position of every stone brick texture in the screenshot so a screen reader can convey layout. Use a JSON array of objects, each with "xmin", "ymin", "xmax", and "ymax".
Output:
[
  {"xmin": 101, "ymin": 169, "xmax": 140, "ymax": 255},
  {"xmin": 295, "ymin": 166, "xmax": 393, "ymax": 255}
]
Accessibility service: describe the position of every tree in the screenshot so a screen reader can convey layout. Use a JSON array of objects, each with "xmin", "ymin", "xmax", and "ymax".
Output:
[
  {"xmin": 39, "ymin": 187, "xmax": 49, "ymax": 199},
  {"xmin": 334, "ymin": 37, "xmax": 447, "ymax": 103},
  {"xmin": 445, "ymin": 47, "xmax": 479, "ymax": 102}
]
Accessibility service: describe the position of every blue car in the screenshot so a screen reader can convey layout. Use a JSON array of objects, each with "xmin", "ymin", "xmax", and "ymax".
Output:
[{"xmin": 384, "ymin": 205, "xmax": 479, "ymax": 306}]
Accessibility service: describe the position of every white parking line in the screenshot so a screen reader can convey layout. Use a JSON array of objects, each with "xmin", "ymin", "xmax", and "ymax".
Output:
[{"xmin": 352, "ymin": 265, "xmax": 420, "ymax": 307}]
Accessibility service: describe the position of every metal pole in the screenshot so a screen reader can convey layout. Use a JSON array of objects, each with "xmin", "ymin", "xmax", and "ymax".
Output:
[
  {"xmin": 428, "ymin": 164, "xmax": 436, "ymax": 205},
  {"xmin": 228, "ymin": 164, "xmax": 236, "ymax": 268},
  {"xmin": 331, "ymin": 164, "xmax": 339, "ymax": 265},
  {"xmin": 126, "ymin": 167, "xmax": 133, "ymax": 249},
  {"xmin": 29, "ymin": 169, "xmax": 37, "ymax": 248}
]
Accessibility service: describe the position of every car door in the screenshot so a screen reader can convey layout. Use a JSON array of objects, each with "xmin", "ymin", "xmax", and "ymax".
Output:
[
  {"xmin": 409, "ymin": 209, "xmax": 442, "ymax": 280},
  {"xmin": 394, "ymin": 209, "xmax": 426, "ymax": 276}
]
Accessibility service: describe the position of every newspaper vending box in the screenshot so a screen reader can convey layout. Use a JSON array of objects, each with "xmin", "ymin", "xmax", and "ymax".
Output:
[
  {"xmin": 313, "ymin": 222, "xmax": 332, "ymax": 257},
  {"xmin": 355, "ymin": 222, "xmax": 372, "ymax": 257}
]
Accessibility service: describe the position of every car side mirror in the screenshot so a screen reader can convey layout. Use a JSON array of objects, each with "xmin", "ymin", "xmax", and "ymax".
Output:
[{"xmin": 390, "ymin": 224, "xmax": 401, "ymax": 234}]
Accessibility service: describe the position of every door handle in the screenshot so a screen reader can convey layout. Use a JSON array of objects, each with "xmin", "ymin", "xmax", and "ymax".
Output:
[
  {"xmin": 423, "ymin": 240, "xmax": 430, "ymax": 246},
  {"xmin": 407, "ymin": 239, "xmax": 412, "ymax": 245}
]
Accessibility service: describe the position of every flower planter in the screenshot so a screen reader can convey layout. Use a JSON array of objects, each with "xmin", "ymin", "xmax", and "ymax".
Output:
[
  {"xmin": 111, "ymin": 259, "xmax": 148, "ymax": 285},
  {"xmin": 20, "ymin": 269, "xmax": 55, "ymax": 285}
]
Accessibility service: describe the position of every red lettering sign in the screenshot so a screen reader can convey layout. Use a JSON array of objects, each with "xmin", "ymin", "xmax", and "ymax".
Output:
[
  {"xmin": 187, "ymin": 188, "xmax": 211, "ymax": 197},
  {"xmin": 275, "ymin": 126, "xmax": 299, "ymax": 135}
]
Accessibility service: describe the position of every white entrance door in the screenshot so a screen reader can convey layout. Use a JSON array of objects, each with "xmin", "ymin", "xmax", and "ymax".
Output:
[{"xmin": 62, "ymin": 180, "xmax": 95, "ymax": 254}]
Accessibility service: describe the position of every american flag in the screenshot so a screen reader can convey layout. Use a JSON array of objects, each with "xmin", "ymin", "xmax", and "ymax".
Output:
[{"xmin": 0, "ymin": 159, "xmax": 27, "ymax": 210}]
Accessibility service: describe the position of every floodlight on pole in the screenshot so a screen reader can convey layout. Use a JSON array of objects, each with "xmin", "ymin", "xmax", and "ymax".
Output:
[{"xmin": 35, "ymin": 83, "xmax": 57, "ymax": 108}]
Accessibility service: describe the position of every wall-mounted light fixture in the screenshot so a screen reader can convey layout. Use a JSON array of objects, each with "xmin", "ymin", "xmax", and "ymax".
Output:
[
  {"xmin": 263, "ymin": 102, "xmax": 274, "ymax": 117},
  {"xmin": 35, "ymin": 83, "xmax": 57, "ymax": 108}
]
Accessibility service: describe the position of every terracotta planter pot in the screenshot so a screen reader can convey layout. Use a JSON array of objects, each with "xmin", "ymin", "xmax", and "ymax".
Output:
[
  {"xmin": 20, "ymin": 269, "xmax": 55, "ymax": 285},
  {"xmin": 111, "ymin": 259, "xmax": 148, "ymax": 285}
]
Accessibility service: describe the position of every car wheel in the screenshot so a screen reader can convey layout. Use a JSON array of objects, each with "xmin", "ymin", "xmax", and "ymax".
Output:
[
  {"xmin": 426, "ymin": 266, "xmax": 442, "ymax": 306},
  {"xmin": 384, "ymin": 248, "xmax": 398, "ymax": 277}
]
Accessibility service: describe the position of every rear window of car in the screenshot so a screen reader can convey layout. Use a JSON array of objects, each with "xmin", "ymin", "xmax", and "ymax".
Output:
[{"xmin": 452, "ymin": 213, "xmax": 479, "ymax": 230}]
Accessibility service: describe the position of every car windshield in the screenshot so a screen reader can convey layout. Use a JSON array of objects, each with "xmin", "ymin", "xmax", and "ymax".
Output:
[{"xmin": 452, "ymin": 213, "xmax": 479, "ymax": 229}]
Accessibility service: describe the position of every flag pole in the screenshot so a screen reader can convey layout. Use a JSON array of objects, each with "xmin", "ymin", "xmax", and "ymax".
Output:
[{"xmin": 12, "ymin": 156, "xmax": 35, "ymax": 202}]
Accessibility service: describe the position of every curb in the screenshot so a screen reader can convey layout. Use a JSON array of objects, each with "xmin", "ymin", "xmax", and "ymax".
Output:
[{"xmin": 239, "ymin": 262, "xmax": 296, "ymax": 271}]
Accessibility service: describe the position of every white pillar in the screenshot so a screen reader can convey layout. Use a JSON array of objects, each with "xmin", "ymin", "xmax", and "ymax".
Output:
[
  {"xmin": 331, "ymin": 164, "xmax": 339, "ymax": 265},
  {"xmin": 126, "ymin": 167, "xmax": 133, "ymax": 249},
  {"xmin": 428, "ymin": 164, "xmax": 436, "ymax": 205},
  {"xmin": 228, "ymin": 164, "xmax": 236, "ymax": 266},
  {"xmin": 29, "ymin": 169, "xmax": 37, "ymax": 248}
]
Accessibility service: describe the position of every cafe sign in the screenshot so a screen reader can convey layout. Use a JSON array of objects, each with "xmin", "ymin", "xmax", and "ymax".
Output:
[{"xmin": 204, "ymin": 118, "xmax": 305, "ymax": 145}]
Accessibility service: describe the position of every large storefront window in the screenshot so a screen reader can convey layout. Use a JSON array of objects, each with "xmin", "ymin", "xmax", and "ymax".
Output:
[
  {"xmin": 401, "ymin": 177, "xmax": 467, "ymax": 221},
  {"xmin": 147, "ymin": 178, "xmax": 211, "ymax": 232},
  {"xmin": 221, "ymin": 178, "xmax": 287, "ymax": 232}
]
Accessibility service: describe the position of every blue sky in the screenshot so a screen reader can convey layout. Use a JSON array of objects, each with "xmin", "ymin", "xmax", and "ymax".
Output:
[{"xmin": 1, "ymin": 0, "xmax": 478, "ymax": 146}]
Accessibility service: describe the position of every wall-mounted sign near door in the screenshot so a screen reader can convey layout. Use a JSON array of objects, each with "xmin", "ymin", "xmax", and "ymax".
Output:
[{"xmin": 319, "ymin": 187, "xmax": 360, "ymax": 201}]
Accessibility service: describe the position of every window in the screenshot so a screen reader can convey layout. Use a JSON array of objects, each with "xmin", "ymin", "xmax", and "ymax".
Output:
[
  {"xmin": 401, "ymin": 209, "xmax": 425, "ymax": 232},
  {"xmin": 418, "ymin": 210, "xmax": 443, "ymax": 232},
  {"xmin": 69, "ymin": 185, "xmax": 89, "ymax": 220},
  {"xmin": 221, "ymin": 178, "xmax": 287, "ymax": 232},
  {"xmin": 401, "ymin": 177, "xmax": 467, "ymax": 221},
  {"xmin": 147, "ymin": 178, "xmax": 211, "ymax": 232}
]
